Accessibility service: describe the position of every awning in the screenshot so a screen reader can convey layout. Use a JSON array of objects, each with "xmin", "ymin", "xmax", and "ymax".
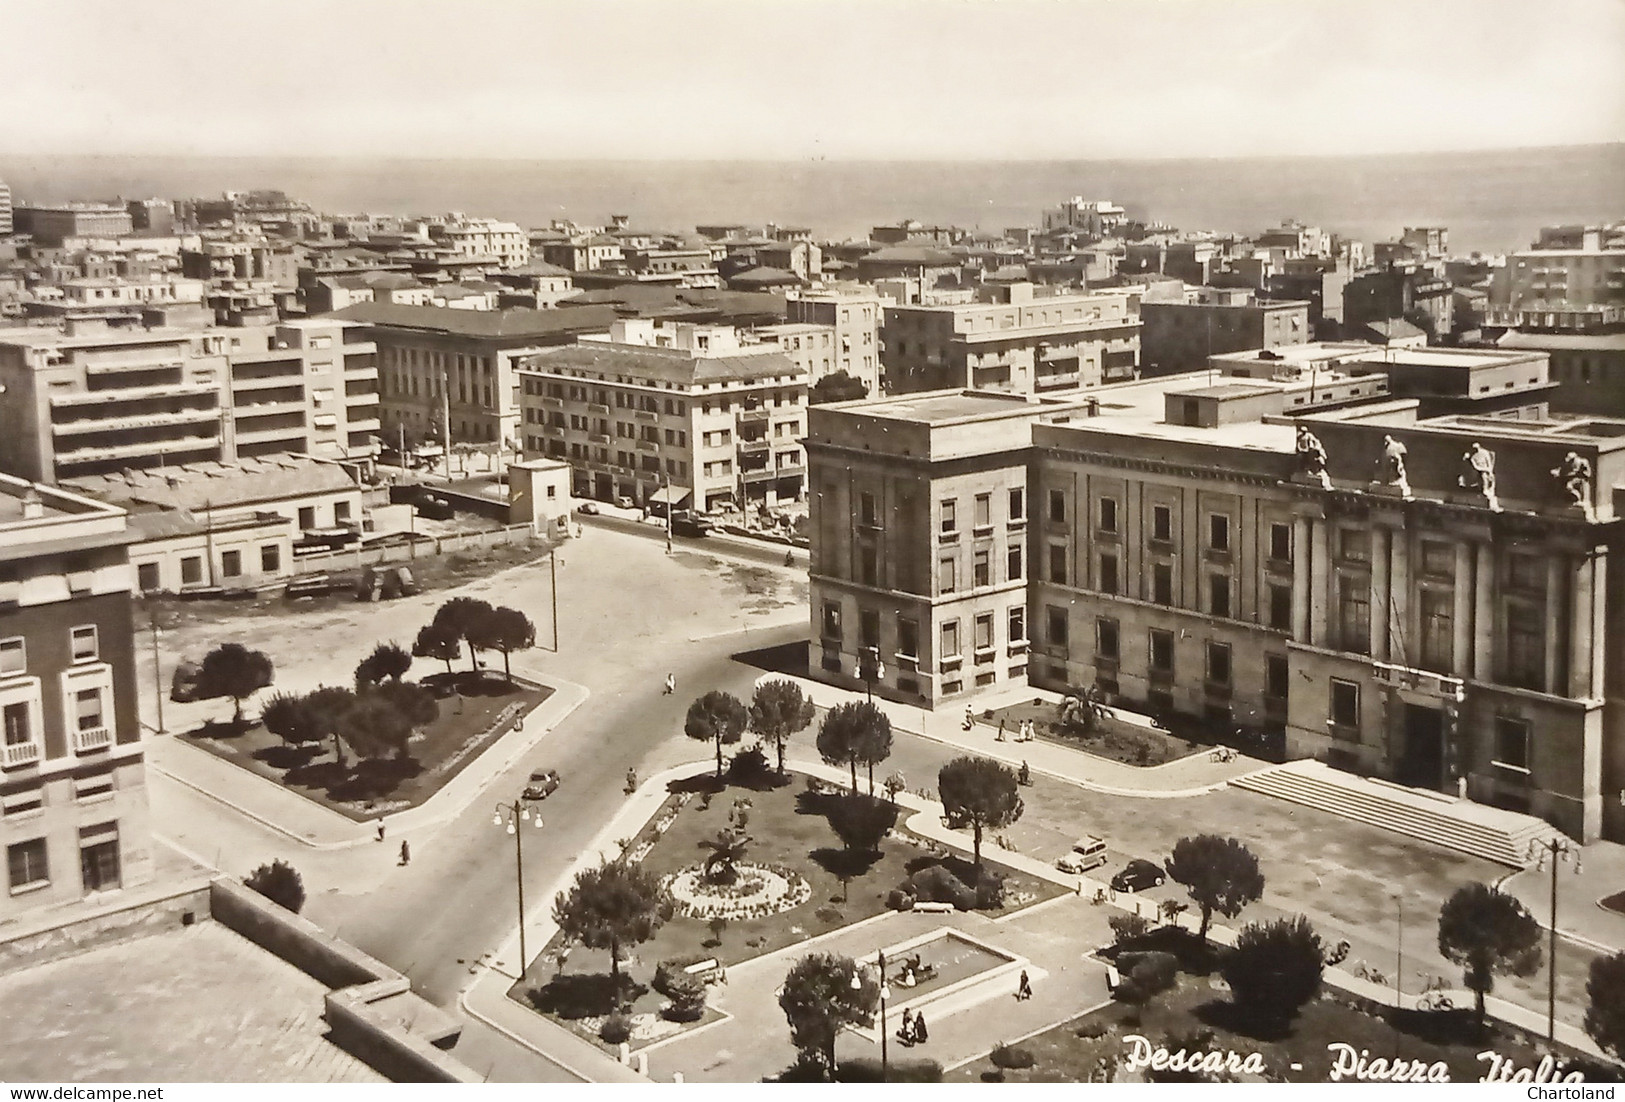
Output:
[{"xmin": 650, "ymin": 485, "xmax": 692, "ymax": 506}]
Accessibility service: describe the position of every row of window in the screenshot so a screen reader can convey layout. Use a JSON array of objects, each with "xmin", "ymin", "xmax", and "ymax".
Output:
[
  {"xmin": 0, "ymin": 628, "xmax": 100, "ymax": 675},
  {"xmin": 1060, "ymin": 491, "xmax": 1295, "ymax": 561},
  {"xmin": 935, "ymin": 488, "xmax": 1025, "ymax": 536},
  {"xmin": 4, "ymin": 686, "xmax": 109, "ymax": 755},
  {"xmin": 7, "ymin": 825, "xmax": 121, "ymax": 897},
  {"xmin": 821, "ymin": 603, "xmax": 1026, "ymax": 661},
  {"xmin": 136, "ymin": 542, "xmax": 284, "ymax": 592}
]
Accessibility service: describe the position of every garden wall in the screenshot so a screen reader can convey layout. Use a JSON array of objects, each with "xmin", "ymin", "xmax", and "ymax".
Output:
[{"xmin": 293, "ymin": 524, "xmax": 542, "ymax": 575}]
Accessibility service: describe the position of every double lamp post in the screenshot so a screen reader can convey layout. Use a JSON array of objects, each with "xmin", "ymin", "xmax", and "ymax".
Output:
[{"xmin": 493, "ymin": 794, "xmax": 547, "ymax": 978}]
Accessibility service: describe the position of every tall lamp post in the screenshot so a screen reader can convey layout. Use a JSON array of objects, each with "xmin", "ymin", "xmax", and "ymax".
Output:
[
  {"xmin": 1531, "ymin": 837, "xmax": 1582, "ymax": 1043},
  {"xmin": 141, "ymin": 598, "xmax": 172, "ymax": 736},
  {"xmin": 853, "ymin": 951, "xmax": 890, "ymax": 1080},
  {"xmin": 493, "ymin": 795, "xmax": 547, "ymax": 978},
  {"xmin": 854, "ymin": 646, "xmax": 884, "ymax": 705}
]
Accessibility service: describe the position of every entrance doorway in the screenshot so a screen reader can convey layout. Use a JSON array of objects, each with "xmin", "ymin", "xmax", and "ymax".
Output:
[{"xmin": 1397, "ymin": 704, "xmax": 1445, "ymax": 790}]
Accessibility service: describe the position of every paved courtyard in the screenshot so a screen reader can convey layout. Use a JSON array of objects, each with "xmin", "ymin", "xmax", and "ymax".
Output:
[{"xmin": 0, "ymin": 921, "xmax": 383, "ymax": 1083}]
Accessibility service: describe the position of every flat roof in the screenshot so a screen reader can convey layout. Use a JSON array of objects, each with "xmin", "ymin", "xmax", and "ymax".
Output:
[
  {"xmin": 1043, "ymin": 373, "xmax": 1301, "ymax": 452},
  {"xmin": 841, "ymin": 390, "xmax": 1061, "ymax": 424}
]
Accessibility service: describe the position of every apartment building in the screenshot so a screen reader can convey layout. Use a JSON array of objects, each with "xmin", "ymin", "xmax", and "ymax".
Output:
[
  {"xmin": 881, "ymin": 284, "xmax": 1140, "ymax": 395},
  {"xmin": 1499, "ymin": 331, "xmax": 1625, "ymax": 417},
  {"xmin": 349, "ymin": 302, "xmax": 621, "ymax": 450},
  {"xmin": 1041, "ymin": 198, "xmax": 1126, "ymax": 237},
  {"xmin": 753, "ymin": 323, "xmax": 842, "ymax": 388},
  {"xmin": 0, "ymin": 179, "xmax": 12, "ymax": 236},
  {"xmin": 431, "ymin": 218, "xmax": 529, "ymax": 269},
  {"xmin": 516, "ymin": 321, "xmax": 807, "ymax": 511},
  {"xmin": 1489, "ymin": 231, "xmax": 1625, "ymax": 331},
  {"xmin": 15, "ymin": 204, "xmax": 134, "ymax": 247},
  {"xmin": 1140, "ymin": 298, "xmax": 1311, "ymax": 376},
  {"xmin": 1, "ymin": 475, "xmax": 151, "ymax": 920},
  {"xmin": 805, "ymin": 391, "xmax": 1094, "ymax": 708},
  {"xmin": 0, "ymin": 317, "xmax": 380, "ymax": 484},
  {"xmin": 784, "ymin": 288, "xmax": 882, "ymax": 395}
]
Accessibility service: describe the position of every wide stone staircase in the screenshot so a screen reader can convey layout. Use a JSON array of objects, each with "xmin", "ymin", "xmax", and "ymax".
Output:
[{"xmin": 1232, "ymin": 759, "xmax": 1565, "ymax": 868}]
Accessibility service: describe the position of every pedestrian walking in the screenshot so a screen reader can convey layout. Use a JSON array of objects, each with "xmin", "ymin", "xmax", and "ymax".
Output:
[
  {"xmin": 399, "ymin": 839, "xmax": 411, "ymax": 866},
  {"xmin": 1017, "ymin": 970, "xmax": 1033, "ymax": 1001},
  {"xmin": 896, "ymin": 1008, "xmax": 915, "ymax": 1046},
  {"xmin": 996, "ymin": 719, "xmax": 1007, "ymax": 742},
  {"xmin": 912, "ymin": 1012, "xmax": 928, "ymax": 1044},
  {"xmin": 375, "ymin": 819, "xmax": 386, "ymax": 842},
  {"xmin": 664, "ymin": 673, "xmax": 675, "ymax": 695},
  {"xmin": 1019, "ymin": 760, "xmax": 1031, "ymax": 786},
  {"xmin": 962, "ymin": 704, "xmax": 974, "ymax": 731}
]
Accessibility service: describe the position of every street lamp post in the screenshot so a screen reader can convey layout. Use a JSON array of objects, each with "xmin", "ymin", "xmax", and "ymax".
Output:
[
  {"xmin": 493, "ymin": 796, "xmax": 547, "ymax": 978},
  {"xmin": 853, "ymin": 951, "xmax": 890, "ymax": 1080},
  {"xmin": 146, "ymin": 604, "xmax": 168, "ymax": 736},
  {"xmin": 853, "ymin": 646, "xmax": 884, "ymax": 705},
  {"xmin": 1531, "ymin": 837, "xmax": 1582, "ymax": 1043}
]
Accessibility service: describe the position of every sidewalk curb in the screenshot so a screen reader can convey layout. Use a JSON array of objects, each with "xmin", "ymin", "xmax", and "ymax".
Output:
[
  {"xmin": 1493, "ymin": 868, "xmax": 1622, "ymax": 955},
  {"xmin": 151, "ymin": 676, "xmax": 590, "ymax": 851}
]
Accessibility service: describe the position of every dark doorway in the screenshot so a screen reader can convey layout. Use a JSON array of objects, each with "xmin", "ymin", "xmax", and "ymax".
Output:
[{"xmin": 1397, "ymin": 704, "xmax": 1445, "ymax": 790}]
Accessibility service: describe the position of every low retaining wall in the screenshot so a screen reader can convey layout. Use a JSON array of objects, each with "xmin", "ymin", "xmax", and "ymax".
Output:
[
  {"xmin": 0, "ymin": 876, "xmax": 212, "ymax": 977},
  {"xmin": 209, "ymin": 878, "xmax": 477, "ymax": 1083}
]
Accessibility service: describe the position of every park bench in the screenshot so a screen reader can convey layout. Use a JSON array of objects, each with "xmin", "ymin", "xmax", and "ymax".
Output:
[
  {"xmin": 1106, "ymin": 964, "xmax": 1122, "ymax": 991},
  {"xmin": 912, "ymin": 901, "xmax": 956, "ymax": 914}
]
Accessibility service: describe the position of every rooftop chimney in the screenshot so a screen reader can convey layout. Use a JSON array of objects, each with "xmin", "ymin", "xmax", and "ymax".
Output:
[{"xmin": 20, "ymin": 487, "xmax": 45, "ymax": 520}]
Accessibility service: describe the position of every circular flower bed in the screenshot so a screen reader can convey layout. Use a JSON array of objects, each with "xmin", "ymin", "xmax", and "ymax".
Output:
[{"xmin": 662, "ymin": 862, "xmax": 811, "ymax": 920}]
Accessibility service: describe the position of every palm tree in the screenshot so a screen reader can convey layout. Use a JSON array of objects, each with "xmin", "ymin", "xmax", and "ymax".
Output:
[
  {"xmin": 1058, "ymin": 685, "xmax": 1112, "ymax": 733},
  {"xmin": 700, "ymin": 829, "xmax": 752, "ymax": 884}
]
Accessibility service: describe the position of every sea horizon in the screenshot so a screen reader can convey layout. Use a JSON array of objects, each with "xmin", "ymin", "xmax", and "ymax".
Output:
[{"xmin": 2, "ymin": 142, "xmax": 1620, "ymax": 256}]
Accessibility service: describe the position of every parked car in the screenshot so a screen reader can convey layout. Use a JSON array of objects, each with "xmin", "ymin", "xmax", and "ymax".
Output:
[
  {"xmin": 1111, "ymin": 858, "xmax": 1166, "ymax": 893},
  {"xmin": 575, "ymin": 501, "xmax": 600, "ymax": 516},
  {"xmin": 1054, "ymin": 834, "xmax": 1109, "ymax": 874},
  {"xmin": 415, "ymin": 494, "xmax": 454, "ymax": 521},
  {"xmin": 670, "ymin": 513, "xmax": 714, "ymax": 538},
  {"xmin": 615, "ymin": 495, "xmax": 635, "ymax": 509},
  {"xmin": 523, "ymin": 769, "xmax": 561, "ymax": 801}
]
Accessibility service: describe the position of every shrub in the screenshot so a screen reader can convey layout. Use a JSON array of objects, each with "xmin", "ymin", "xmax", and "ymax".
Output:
[
  {"xmin": 1115, "ymin": 951, "xmax": 1179, "ymax": 1005},
  {"xmin": 662, "ymin": 974, "xmax": 707, "ymax": 1022},
  {"xmin": 815, "ymin": 904, "xmax": 844, "ymax": 923},
  {"xmin": 653, "ymin": 955, "xmax": 712, "ymax": 997},
  {"xmin": 727, "ymin": 744, "xmax": 772, "ymax": 782},
  {"xmin": 974, "ymin": 873, "xmax": 1006, "ymax": 910},
  {"xmin": 1109, "ymin": 912, "xmax": 1151, "ymax": 943},
  {"xmin": 1075, "ymin": 1020, "xmax": 1109, "ymax": 1040},
  {"xmin": 599, "ymin": 1012, "xmax": 634, "ymax": 1045},
  {"xmin": 905, "ymin": 864, "xmax": 977, "ymax": 910},
  {"xmin": 244, "ymin": 860, "xmax": 305, "ymax": 914},
  {"xmin": 886, "ymin": 888, "xmax": 916, "ymax": 911},
  {"xmin": 835, "ymin": 1058, "xmax": 943, "ymax": 1082},
  {"xmin": 1220, "ymin": 914, "xmax": 1325, "ymax": 1026},
  {"xmin": 990, "ymin": 1043, "xmax": 1036, "ymax": 1069}
]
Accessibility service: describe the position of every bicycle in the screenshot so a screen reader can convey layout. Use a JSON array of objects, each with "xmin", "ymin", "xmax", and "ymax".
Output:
[{"xmin": 1416, "ymin": 990, "xmax": 1455, "ymax": 1012}]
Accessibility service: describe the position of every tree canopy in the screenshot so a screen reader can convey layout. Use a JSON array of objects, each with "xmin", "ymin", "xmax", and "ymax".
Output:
[
  {"xmin": 685, "ymin": 690, "xmax": 750, "ymax": 777},
  {"xmin": 431, "ymin": 596, "xmax": 495, "ymax": 671},
  {"xmin": 936, "ymin": 756, "xmax": 1023, "ymax": 870},
  {"xmin": 1437, "ymin": 882, "xmax": 1542, "ymax": 1031},
  {"xmin": 355, "ymin": 641, "xmax": 412, "ymax": 690},
  {"xmin": 552, "ymin": 859, "xmax": 672, "ymax": 980},
  {"xmin": 1585, "ymin": 951, "xmax": 1625, "ymax": 1061},
  {"xmin": 816, "ymin": 701, "xmax": 891, "ymax": 794},
  {"xmin": 1220, "ymin": 915, "xmax": 1325, "ymax": 1027},
  {"xmin": 468, "ymin": 605, "xmax": 535, "ymax": 683},
  {"xmin": 1165, "ymin": 834, "xmax": 1266, "ymax": 942},
  {"xmin": 809, "ymin": 371, "xmax": 870, "ymax": 405},
  {"xmin": 197, "ymin": 642, "xmax": 274, "ymax": 730},
  {"xmin": 825, "ymin": 793, "xmax": 898, "ymax": 857},
  {"xmin": 244, "ymin": 860, "xmax": 306, "ymax": 914},
  {"xmin": 778, "ymin": 953, "xmax": 878, "ymax": 1078},
  {"xmin": 261, "ymin": 691, "xmax": 321, "ymax": 749},
  {"xmin": 749, "ymin": 679, "xmax": 817, "ymax": 777},
  {"xmin": 411, "ymin": 622, "xmax": 461, "ymax": 676}
]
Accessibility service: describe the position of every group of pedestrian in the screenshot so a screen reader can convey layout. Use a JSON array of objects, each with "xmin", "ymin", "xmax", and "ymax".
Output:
[
  {"xmin": 895, "ymin": 1009, "xmax": 930, "ymax": 1047},
  {"xmin": 376, "ymin": 819, "xmax": 410, "ymax": 865},
  {"xmin": 994, "ymin": 719, "xmax": 1038, "ymax": 743}
]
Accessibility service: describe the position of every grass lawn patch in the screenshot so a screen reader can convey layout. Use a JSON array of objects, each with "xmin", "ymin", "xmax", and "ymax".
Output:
[
  {"xmin": 1602, "ymin": 890, "xmax": 1625, "ymax": 916},
  {"xmin": 182, "ymin": 670, "xmax": 551, "ymax": 821},
  {"xmin": 511, "ymin": 768, "xmax": 1065, "ymax": 1052},
  {"xmin": 948, "ymin": 945, "xmax": 1618, "ymax": 1084},
  {"xmin": 985, "ymin": 698, "xmax": 1200, "ymax": 768}
]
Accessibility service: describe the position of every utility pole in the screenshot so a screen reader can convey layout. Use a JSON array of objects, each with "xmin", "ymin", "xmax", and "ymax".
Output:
[
  {"xmin": 440, "ymin": 366, "xmax": 452, "ymax": 482},
  {"xmin": 149, "ymin": 607, "xmax": 166, "ymax": 736},
  {"xmin": 549, "ymin": 551, "xmax": 559, "ymax": 652}
]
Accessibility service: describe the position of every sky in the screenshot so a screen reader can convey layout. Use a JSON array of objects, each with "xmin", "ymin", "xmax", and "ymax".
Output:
[{"xmin": 2, "ymin": 0, "xmax": 1622, "ymax": 161}]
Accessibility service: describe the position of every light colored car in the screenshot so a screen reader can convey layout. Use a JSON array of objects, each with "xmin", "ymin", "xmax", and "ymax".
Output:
[{"xmin": 1055, "ymin": 834, "xmax": 1108, "ymax": 874}]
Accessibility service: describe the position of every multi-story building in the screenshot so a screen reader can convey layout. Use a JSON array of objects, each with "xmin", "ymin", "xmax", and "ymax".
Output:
[
  {"xmin": 0, "ymin": 317, "xmax": 379, "ymax": 484},
  {"xmin": 807, "ymin": 344, "xmax": 1625, "ymax": 843},
  {"xmin": 753, "ymin": 323, "xmax": 841, "ymax": 387},
  {"xmin": 1489, "ymin": 231, "xmax": 1625, "ymax": 331},
  {"xmin": 1399, "ymin": 227, "xmax": 1449, "ymax": 259},
  {"xmin": 430, "ymin": 218, "xmax": 529, "ymax": 270},
  {"xmin": 805, "ymin": 390, "xmax": 1092, "ymax": 708},
  {"xmin": 125, "ymin": 198, "xmax": 174, "ymax": 236},
  {"xmin": 1499, "ymin": 331, "xmax": 1625, "ymax": 417},
  {"xmin": 881, "ymin": 284, "xmax": 1140, "ymax": 395},
  {"xmin": 1343, "ymin": 263, "xmax": 1455, "ymax": 342},
  {"xmin": 14, "ymin": 204, "xmax": 134, "ymax": 248},
  {"xmin": 1, "ymin": 474, "xmax": 152, "ymax": 920},
  {"xmin": 516, "ymin": 320, "xmax": 807, "ymax": 511},
  {"xmin": 784, "ymin": 287, "xmax": 882, "ymax": 395},
  {"xmin": 0, "ymin": 178, "xmax": 12, "ymax": 237},
  {"xmin": 350, "ymin": 301, "xmax": 622, "ymax": 450},
  {"xmin": 1139, "ymin": 298, "xmax": 1310, "ymax": 376},
  {"xmin": 1041, "ymin": 199, "xmax": 1126, "ymax": 238}
]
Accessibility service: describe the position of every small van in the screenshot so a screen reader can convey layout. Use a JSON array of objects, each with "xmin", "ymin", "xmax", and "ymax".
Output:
[{"xmin": 1055, "ymin": 834, "xmax": 1108, "ymax": 874}]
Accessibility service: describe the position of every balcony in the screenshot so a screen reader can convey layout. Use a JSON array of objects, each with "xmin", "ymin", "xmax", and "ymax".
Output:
[
  {"xmin": 1369, "ymin": 658, "xmax": 1465, "ymax": 700},
  {"xmin": 349, "ymin": 418, "xmax": 381, "ymax": 433},
  {"xmin": 234, "ymin": 399, "xmax": 305, "ymax": 418},
  {"xmin": 1033, "ymin": 372, "xmax": 1082, "ymax": 391},
  {"xmin": 588, "ymin": 432, "xmax": 610, "ymax": 444},
  {"xmin": 737, "ymin": 438, "xmax": 771, "ymax": 455},
  {"xmin": 737, "ymin": 407, "xmax": 770, "ymax": 425},
  {"xmin": 56, "ymin": 434, "xmax": 219, "ymax": 465},
  {"xmin": 230, "ymin": 372, "xmax": 304, "ymax": 391},
  {"xmin": 51, "ymin": 382, "xmax": 217, "ymax": 406},
  {"xmin": 73, "ymin": 725, "xmax": 112, "ymax": 754},
  {"xmin": 588, "ymin": 402, "xmax": 610, "ymax": 414},
  {"xmin": 637, "ymin": 440, "xmax": 659, "ymax": 453},
  {"xmin": 2, "ymin": 740, "xmax": 40, "ymax": 769},
  {"xmin": 635, "ymin": 410, "xmax": 659, "ymax": 423},
  {"xmin": 53, "ymin": 408, "xmax": 220, "ymax": 436}
]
